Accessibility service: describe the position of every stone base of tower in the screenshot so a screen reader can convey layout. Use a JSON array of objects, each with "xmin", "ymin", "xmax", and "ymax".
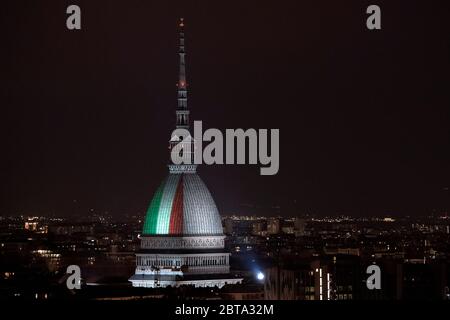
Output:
[{"xmin": 129, "ymin": 235, "xmax": 243, "ymax": 289}]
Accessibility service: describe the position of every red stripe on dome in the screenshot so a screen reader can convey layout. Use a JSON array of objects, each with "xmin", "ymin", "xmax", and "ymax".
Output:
[{"xmin": 168, "ymin": 174, "xmax": 184, "ymax": 234}]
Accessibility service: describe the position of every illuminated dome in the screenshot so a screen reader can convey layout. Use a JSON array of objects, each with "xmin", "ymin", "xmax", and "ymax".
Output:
[{"xmin": 142, "ymin": 172, "xmax": 223, "ymax": 236}]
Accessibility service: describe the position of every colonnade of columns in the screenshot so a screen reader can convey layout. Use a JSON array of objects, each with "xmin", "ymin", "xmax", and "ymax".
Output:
[{"xmin": 137, "ymin": 254, "xmax": 229, "ymax": 268}]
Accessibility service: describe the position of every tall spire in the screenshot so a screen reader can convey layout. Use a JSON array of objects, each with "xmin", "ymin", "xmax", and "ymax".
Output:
[
  {"xmin": 169, "ymin": 18, "xmax": 196, "ymax": 173},
  {"xmin": 176, "ymin": 17, "xmax": 189, "ymax": 129}
]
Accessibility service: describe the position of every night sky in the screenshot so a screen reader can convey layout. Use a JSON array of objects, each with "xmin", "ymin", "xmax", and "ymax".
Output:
[{"xmin": 1, "ymin": 0, "xmax": 449, "ymax": 217}]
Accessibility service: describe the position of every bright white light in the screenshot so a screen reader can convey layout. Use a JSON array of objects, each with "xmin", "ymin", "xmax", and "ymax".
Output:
[{"xmin": 257, "ymin": 272, "xmax": 265, "ymax": 280}]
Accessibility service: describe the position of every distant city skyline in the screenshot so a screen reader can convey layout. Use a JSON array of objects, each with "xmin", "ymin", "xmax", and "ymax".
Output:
[{"xmin": 2, "ymin": 209, "xmax": 449, "ymax": 300}]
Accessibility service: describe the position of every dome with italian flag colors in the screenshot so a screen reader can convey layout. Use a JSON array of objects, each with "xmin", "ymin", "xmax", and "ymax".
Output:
[{"xmin": 142, "ymin": 172, "xmax": 223, "ymax": 236}]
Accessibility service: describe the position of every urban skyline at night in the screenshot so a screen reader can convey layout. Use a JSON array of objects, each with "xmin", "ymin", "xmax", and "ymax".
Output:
[{"xmin": 1, "ymin": 0, "xmax": 449, "ymax": 308}]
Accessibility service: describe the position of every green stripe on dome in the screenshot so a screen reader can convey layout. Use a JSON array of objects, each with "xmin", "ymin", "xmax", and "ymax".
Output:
[
  {"xmin": 142, "ymin": 179, "xmax": 165, "ymax": 234},
  {"xmin": 142, "ymin": 174, "xmax": 182, "ymax": 235}
]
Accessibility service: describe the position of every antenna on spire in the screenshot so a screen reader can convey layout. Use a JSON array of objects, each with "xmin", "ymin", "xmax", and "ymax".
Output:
[
  {"xmin": 176, "ymin": 18, "xmax": 188, "ymax": 127},
  {"xmin": 169, "ymin": 18, "xmax": 196, "ymax": 172}
]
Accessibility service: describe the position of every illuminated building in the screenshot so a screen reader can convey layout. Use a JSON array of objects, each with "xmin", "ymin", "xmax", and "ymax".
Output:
[
  {"xmin": 129, "ymin": 19, "xmax": 242, "ymax": 288},
  {"xmin": 24, "ymin": 221, "xmax": 38, "ymax": 231},
  {"xmin": 264, "ymin": 265, "xmax": 315, "ymax": 300},
  {"xmin": 267, "ymin": 218, "xmax": 280, "ymax": 234},
  {"xmin": 252, "ymin": 220, "xmax": 266, "ymax": 236}
]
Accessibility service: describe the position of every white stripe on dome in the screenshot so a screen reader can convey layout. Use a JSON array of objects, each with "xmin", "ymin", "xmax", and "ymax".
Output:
[
  {"xmin": 155, "ymin": 174, "xmax": 180, "ymax": 234},
  {"xmin": 183, "ymin": 174, "xmax": 223, "ymax": 235}
]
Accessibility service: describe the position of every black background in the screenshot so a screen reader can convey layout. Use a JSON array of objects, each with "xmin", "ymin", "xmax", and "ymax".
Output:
[{"xmin": 1, "ymin": 1, "xmax": 449, "ymax": 217}]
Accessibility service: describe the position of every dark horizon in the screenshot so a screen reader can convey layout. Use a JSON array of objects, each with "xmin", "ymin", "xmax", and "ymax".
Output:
[{"xmin": 1, "ymin": 0, "xmax": 449, "ymax": 218}]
